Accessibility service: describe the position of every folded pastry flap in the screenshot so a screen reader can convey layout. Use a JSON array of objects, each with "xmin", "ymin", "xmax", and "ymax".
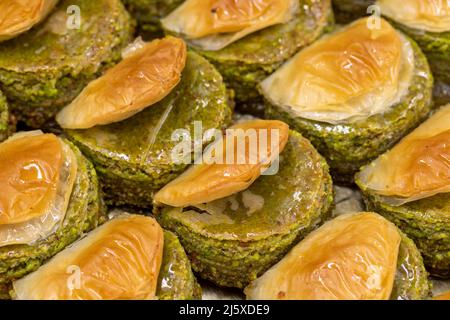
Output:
[
  {"xmin": 0, "ymin": 133, "xmax": 63, "ymax": 225},
  {"xmin": 260, "ymin": 17, "xmax": 414, "ymax": 124},
  {"xmin": 245, "ymin": 212, "xmax": 401, "ymax": 300},
  {"xmin": 154, "ymin": 120, "xmax": 289, "ymax": 207},
  {"xmin": 56, "ymin": 37, "xmax": 187, "ymax": 129},
  {"xmin": 13, "ymin": 215, "xmax": 164, "ymax": 300},
  {"xmin": 357, "ymin": 105, "xmax": 450, "ymax": 203},
  {"xmin": 162, "ymin": 0, "xmax": 298, "ymax": 50},
  {"xmin": 378, "ymin": 0, "xmax": 450, "ymax": 33},
  {"xmin": 0, "ymin": 0, "xmax": 59, "ymax": 41},
  {"xmin": 0, "ymin": 132, "xmax": 78, "ymax": 246}
]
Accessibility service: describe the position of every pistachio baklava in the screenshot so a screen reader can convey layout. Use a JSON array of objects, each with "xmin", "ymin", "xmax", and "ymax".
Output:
[
  {"xmin": 377, "ymin": 0, "xmax": 450, "ymax": 105},
  {"xmin": 161, "ymin": 0, "xmax": 333, "ymax": 114},
  {"xmin": 12, "ymin": 214, "xmax": 201, "ymax": 300},
  {"xmin": 245, "ymin": 212, "xmax": 431, "ymax": 300},
  {"xmin": 0, "ymin": 0, "xmax": 134, "ymax": 128},
  {"xmin": 58, "ymin": 37, "xmax": 233, "ymax": 208},
  {"xmin": 356, "ymin": 104, "xmax": 450, "ymax": 278},
  {"xmin": 0, "ymin": 131, "xmax": 105, "ymax": 299},
  {"xmin": 263, "ymin": 17, "xmax": 433, "ymax": 183},
  {"xmin": 0, "ymin": 0, "xmax": 59, "ymax": 42},
  {"xmin": 156, "ymin": 119, "xmax": 334, "ymax": 288}
]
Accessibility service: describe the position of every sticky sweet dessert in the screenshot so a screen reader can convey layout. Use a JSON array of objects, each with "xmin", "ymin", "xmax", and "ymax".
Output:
[
  {"xmin": 245, "ymin": 212, "xmax": 430, "ymax": 300},
  {"xmin": 0, "ymin": 131, "xmax": 104, "ymax": 299},
  {"xmin": 0, "ymin": 0, "xmax": 134, "ymax": 128},
  {"xmin": 263, "ymin": 17, "xmax": 433, "ymax": 183},
  {"xmin": 162, "ymin": 0, "xmax": 334, "ymax": 114},
  {"xmin": 13, "ymin": 214, "xmax": 201, "ymax": 300},
  {"xmin": 157, "ymin": 120, "xmax": 334, "ymax": 288},
  {"xmin": 356, "ymin": 104, "xmax": 450, "ymax": 278},
  {"xmin": 60, "ymin": 37, "xmax": 233, "ymax": 207}
]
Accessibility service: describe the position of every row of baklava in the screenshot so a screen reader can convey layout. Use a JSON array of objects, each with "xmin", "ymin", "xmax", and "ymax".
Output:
[{"xmin": 0, "ymin": 0, "xmax": 448, "ymax": 300}]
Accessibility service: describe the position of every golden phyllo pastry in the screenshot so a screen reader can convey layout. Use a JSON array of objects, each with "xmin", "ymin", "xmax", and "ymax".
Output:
[
  {"xmin": 260, "ymin": 17, "xmax": 415, "ymax": 124},
  {"xmin": 154, "ymin": 120, "xmax": 289, "ymax": 207},
  {"xmin": 435, "ymin": 291, "xmax": 450, "ymax": 300},
  {"xmin": 56, "ymin": 37, "xmax": 187, "ymax": 129},
  {"xmin": 245, "ymin": 212, "xmax": 401, "ymax": 300},
  {"xmin": 356, "ymin": 104, "xmax": 450, "ymax": 205},
  {"xmin": 0, "ymin": 0, "xmax": 59, "ymax": 41},
  {"xmin": 13, "ymin": 215, "xmax": 164, "ymax": 300},
  {"xmin": 0, "ymin": 131, "xmax": 77, "ymax": 246},
  {"xmin": 161, "ymin": 0, "xmax": 298, "ymax": 50},
  {"xmin": 377, "ymin": 0, "xmax": 450, "ymax": 33}
]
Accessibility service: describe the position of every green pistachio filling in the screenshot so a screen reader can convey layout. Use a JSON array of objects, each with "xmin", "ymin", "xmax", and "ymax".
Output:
[{"xmin": 157, "ymin": 231, "xmax": 202, "ymax": 300}]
